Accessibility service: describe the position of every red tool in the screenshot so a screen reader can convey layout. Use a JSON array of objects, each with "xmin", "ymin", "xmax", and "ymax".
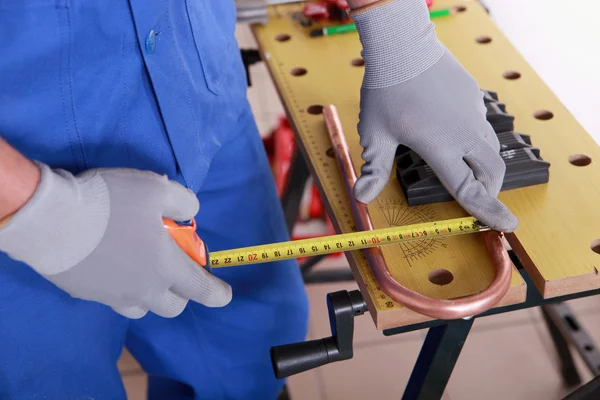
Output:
[
  {"xmin": 262, "ymin": 116, "xmax": 341, "ymax": 261},
  {"xmin": 302, "ymin": 0, "xmax": 351, "ymax": 23},
  {"xmin": 265, "ymin": 117, "xmax": 328, "ymax": 221},
  {"xmin": 302, "ymin": 0, "xmax": 433, "ymax": 24},
  {"xmin": 271, "ymin": 116, "xmax": 296, "ymax": 197}
]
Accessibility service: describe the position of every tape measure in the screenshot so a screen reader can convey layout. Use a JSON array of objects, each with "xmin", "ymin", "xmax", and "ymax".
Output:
[{"xmin": 207, "ymin": 217, "xmax": 489, "ymax": 268}]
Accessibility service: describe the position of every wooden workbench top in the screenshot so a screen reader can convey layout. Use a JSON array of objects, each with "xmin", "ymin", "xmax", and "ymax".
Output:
[{"xmin": 251, "ymin": 0, "xmax": 600, "ymax": 329}]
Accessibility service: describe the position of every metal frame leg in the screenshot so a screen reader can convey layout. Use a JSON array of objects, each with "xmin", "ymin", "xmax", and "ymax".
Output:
[
  {"xmin": 384, "ymin": 264, "xmax": 600, "ymax": 400},
  {"xmin": 563, "ymin": 375, "xmax": 600, "ymax": 400},
  {"xmin": 302, "ymin": 267, "xmax": 356, "ymax": 283},
  {"xmin": 300, "ymin": 254, "xmax": 355, "ymax": 283},
  {"xmin": 543, "ymin": 302, "xmax": 600, "ymax": 383},
  {"xmin": 280, "ymin": 149, "xmax": 311, "ymax": 236},
  {"xmin": 276, "ymin": 384, "xmax": 291, "ymax": 400},
  {"xmin": 541, "ymin": 304, "xmax": 582, "ymax": 387},
  {"xmin": 402, "ymin": 318, "xmax": 475, "ymax": 400},
  {"xmin": 299, "ymin": 254, "xmax": 329, "ymax": 275}
]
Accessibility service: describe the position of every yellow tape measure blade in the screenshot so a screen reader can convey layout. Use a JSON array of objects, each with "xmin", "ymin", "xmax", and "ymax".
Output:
[{"xmin": 208, "ymin": 217, "xmax": 488, "ymax": 268}]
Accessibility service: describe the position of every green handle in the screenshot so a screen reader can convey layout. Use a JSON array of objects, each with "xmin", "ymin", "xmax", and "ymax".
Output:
[
  {"xmin": 324, "ymin": 23, "xmax": 357, "ymax": 36},
  {"xmin": 429, "ymin": 8, "xmax": 452, "ymax": 18}
]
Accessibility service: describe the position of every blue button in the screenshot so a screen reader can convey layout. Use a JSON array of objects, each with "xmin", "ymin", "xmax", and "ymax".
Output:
[{"xmin": 145, "ymin": 30, "xmax": 156, "ymax": 54}]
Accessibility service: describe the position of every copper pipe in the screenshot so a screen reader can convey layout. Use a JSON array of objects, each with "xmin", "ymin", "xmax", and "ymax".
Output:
[{"xmin": 323, "ymin": 105, "xmax": 512, "ymax": 320}]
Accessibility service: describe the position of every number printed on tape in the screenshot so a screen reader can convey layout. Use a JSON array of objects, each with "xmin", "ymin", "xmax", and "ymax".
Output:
[{"xmin": 208, "ymin": 217, "xmax": 487, "ymax": 267}]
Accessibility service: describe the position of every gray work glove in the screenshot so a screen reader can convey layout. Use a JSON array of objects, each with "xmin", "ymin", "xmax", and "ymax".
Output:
[
  {"xmin": 350, "ymin": 0, "xmax": 518, "ymax": 232},
  {"xmin": 0, "ymin": 163, "xmax": 232, "ymax": 318}
]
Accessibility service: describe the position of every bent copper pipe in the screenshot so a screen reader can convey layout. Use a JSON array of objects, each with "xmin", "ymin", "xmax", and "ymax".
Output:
[{"xmin": 323, "ymin": 105, "xmax": 512, "ymax": 320}]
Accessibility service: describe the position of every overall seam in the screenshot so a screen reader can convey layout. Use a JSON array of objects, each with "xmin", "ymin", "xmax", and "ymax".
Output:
[
  {"xmin": 65, "ymin": 2, "xmax": 88, "ymax": 169},
  {"xmin": 55, "ymin": 0, "xmax": 83, "ymax": 171},
  {"xmin": 120, "ymin": 30, "xmax": 132, "ymax": 165},
  {"xmin": 176, "ymin": 4, "xmax": 202, "ymax": 184}
]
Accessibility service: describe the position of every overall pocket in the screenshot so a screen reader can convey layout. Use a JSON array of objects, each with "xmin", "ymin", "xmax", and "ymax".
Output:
[{"xmin": 185, "ymin": 0, "xmax": 237, "ymax": 95}]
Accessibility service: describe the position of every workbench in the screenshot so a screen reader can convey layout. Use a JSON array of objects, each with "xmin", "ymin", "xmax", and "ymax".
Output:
[{"xmin": 248, "ymin": 1, "xmax": 600, "ymax": 398}]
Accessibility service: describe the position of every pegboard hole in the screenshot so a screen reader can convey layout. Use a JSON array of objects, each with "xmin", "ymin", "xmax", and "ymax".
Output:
[
  {"xmin": 351, "ymin": 58, "xmax": 365, "ymax": 67},
  {"xmin": 307, "ymin": 105, "xmax": 324, "ymax": 115},
  {"xmin": 275, "ymin": 34, "xmax": 291, "ymax": 42},
  {"xmin": 585, "ymin": 345, "xmax": 594, "ymax": 352},
  {"xmin": 475, "ymin": 36, "xmax": 492, "ymax": 44},
  {"xmin": 428, "ymin": 269, "xmax": 454, "ymax": 286},
  {"xmin": 591, "ymin": 239, "xmax": 600, "ymax": 255},
  {"xmin": 326, "ymin": 148, "xmax": 335, "ymax": 158},
  {"xmin": 533, "ymin": 110, "xmax": 554, "ymax": 121},
  {"xmin": 291, "ymin": 67, "xmax": 307, "ymax": 76},
  {"xmin": 503, "ymin": 71, "xmax": 521, "ymax": 80},
  {"xmin": 454, "ymin": 5, "xmax": 467, "ymax": 12},
  {"xmin": 569, "ymin": 154, "xmax": 592, "ymax": 167}
]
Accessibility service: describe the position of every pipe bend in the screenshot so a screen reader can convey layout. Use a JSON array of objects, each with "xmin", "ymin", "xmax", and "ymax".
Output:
[{"xmin": 324, "ymin": 105, "xmax": 512, "ymax": 320}]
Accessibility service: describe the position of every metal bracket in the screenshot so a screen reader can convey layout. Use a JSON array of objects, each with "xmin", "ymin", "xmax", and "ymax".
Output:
[
  {"xmin": 542, "ymin": 302, "xmax": 600, "ymax": 382},
  {"xmin": 240, "ymin": 49, "xmax": 262, "ymax": 87},
  {"xmin": 270, "ymin": 290, "xmax": 367, "ymax": 379}
]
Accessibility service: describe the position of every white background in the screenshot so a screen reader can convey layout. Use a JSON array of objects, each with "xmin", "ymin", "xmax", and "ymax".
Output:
[{"xmin": 481, "ymin": 0, "xmax": 600, "ymax": 145}]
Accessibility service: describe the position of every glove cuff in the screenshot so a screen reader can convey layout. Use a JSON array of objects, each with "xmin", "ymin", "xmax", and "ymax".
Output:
[
  {"xmin": 351, "ymin": 0, "xmax": 446, "ymax": 89},
  {"xmin": 0, "ymin": 163, "xmax": 110, "ymax": 275}
]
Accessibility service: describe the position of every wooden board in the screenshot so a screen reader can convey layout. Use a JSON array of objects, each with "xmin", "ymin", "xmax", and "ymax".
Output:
[
  {"xmin": 252, "ymin": 1, "xmax": 527, "ymax": 330},
  {"xmin": 251, "ymin": 0, "xmax": 599, "ymax": 328},
  {"xmin": 418, "ymin": 2, "xmax": 600, "ymax": 300}
]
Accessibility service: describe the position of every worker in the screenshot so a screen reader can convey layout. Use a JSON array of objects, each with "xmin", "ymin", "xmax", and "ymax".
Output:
[{"xmin": 0, "ymin": 0, "xmax": 517, "ymax": 399}]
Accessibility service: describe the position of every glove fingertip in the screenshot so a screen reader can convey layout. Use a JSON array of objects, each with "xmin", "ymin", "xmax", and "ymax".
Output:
[
  {"xmin": 173, "ymin": 254, "xmax": 233, "ymax": 308},
  {"xmin": 191, "ymin": 272, "xmax": 233, "ymax": 308},
  {"xmin": 113, "ymin": 305, "xmax": 148, "ymax": 319},
  {"xmin": 353, "ymin": 175, "xmax": 384, "ymax": 204},
  {"xmin": 205, "ymin": 279, "xmax": 233, "ymax": 308},
  {"xmin": 471, "ymin": 201, "xmax": 519, "ymax": 233},
  {"xmin": 499, "ymin": 212, "xmax": 519, "ymax": 233},
  {"xmin": 162, "ymin": 183, "xmax": 200, "ymax": 221},
  {"xmin": 490, "ymin": 200, "xmax": 519, "ymax": 233}
]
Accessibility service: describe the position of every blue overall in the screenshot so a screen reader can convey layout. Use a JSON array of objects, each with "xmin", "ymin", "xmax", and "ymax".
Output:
[{"xmin": 0, "ymin": 1, "xmax": 309, "ymax": 398}]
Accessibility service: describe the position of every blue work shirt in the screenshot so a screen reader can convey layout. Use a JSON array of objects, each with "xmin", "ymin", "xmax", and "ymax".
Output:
[
  {"xmin": 1, "ymin": 3, "xmax": 309, "ymax": 399},
  {"xmin": 1, "ymin": 0, "xmax": 248, "ymax": 191}
]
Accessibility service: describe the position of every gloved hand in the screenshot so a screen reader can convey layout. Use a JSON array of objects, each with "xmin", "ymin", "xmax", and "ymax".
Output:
[
  {"xmin": 350, "ymin": 0, "xmax": 518, "ymax": 232},
  {"xmin": 0, "ymin": 163, "xmax": 232, "ymax": 318}
]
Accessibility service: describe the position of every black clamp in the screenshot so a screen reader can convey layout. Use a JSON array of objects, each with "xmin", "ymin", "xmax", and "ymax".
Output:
[
  {"xmin": 240, "ymin": 49, "xmax": 262, "ymax": 87},
  {"xmin": 270, "ymin": 290, "xmax": 367, "ymax": 379}
]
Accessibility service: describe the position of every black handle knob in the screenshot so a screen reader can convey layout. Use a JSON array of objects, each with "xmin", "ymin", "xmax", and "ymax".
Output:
[
  {"xmin": 240, "ymin": 49, "xmax": 262, "ymax": 87},
  {"xmin": 270, "ymin": 290, "xmax": 367, "ymax": 379},
  {"xmin": 270, "ymin": 337, "xmax": 338, "ymax": 379}
]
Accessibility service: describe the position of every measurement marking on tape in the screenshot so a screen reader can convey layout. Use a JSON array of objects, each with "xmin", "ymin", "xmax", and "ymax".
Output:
[{"xmin": 209, "ymin": 217, "xmax": 488, "ymax": 267}]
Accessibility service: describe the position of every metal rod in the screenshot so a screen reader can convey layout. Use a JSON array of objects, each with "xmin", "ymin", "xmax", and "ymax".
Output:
[
  {"xmin": 543, "ymin": 302, "xmax": 600, "ymax": 378},
  {"xmin": 300, "ymin": 254, "xmax": 329, "ymax": 275},
  {"xmin": 402, "ymin": 318, "xmax": 475, "ymax": 400},
  {"xmin": 323, "ymin": 104, "xmax": 512, "ymax": 320},
  {"xmin": 541, "ymin": 305, "xmax": 582, "ymax": 387},
  {"xmin": 562, "ymin": 375, "xmax": 600, "ymax": 400},
  {"xmin": 302, "ymin": 268, "xmax": 356, "ymax": 284},
  {"xmin": 280, "ymin": 148, "xmax": 311, "ymax": 236}
]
